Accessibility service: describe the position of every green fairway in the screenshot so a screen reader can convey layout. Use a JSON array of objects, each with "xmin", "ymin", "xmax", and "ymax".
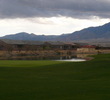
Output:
[{"xmin": 0, "ymin": 54, "xmax": 110, "ymax": 100}]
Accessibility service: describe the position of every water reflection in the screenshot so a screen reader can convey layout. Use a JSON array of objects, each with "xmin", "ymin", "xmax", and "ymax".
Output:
[
  {"xmin": 0, "ymin": 54, "xmax": 94, "ymax": 60},
  {"xmin": 56, "ymin": 58, "xmax": 86, "ymax": 62}
]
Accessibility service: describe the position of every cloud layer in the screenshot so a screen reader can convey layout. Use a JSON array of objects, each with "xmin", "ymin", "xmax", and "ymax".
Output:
[{"xmin": 0, "ymin": 0, "xmax": 110, "ymax": 19}]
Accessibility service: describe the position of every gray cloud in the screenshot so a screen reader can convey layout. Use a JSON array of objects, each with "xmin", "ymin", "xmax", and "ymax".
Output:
[{"xmin": 0, "ymin": 0, "xmax": 110, "ymax": 19}]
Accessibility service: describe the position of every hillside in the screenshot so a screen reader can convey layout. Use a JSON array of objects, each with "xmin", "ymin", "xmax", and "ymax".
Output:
[
  {"xmin": 0, "ymin": 22, "xmax": 110, "ymax": 43},
  {"xmin": 0, "ymin": 32, "xmax": 58, "ymax": 41},
  {"xmin": 57, "ymin": 22, "xmax": 110, "ymax": 41}
]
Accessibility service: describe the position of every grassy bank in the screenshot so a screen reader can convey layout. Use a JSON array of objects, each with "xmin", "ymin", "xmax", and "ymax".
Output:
[{"xmin": 0, "ymin": 54, "xmax": 110, "ymax": 100}]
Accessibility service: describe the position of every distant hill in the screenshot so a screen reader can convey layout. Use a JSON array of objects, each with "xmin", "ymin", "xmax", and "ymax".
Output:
[
  {"xmin": 0, "ymin": 22, "xmax": 110, "ymax": 43},
  {"xmin": 0, "ymin": 32, "xmax": 58, "ymax": 41},
  {"xmin": 57, "ymin": 22, "xmax": 110, "ymax": 41}
]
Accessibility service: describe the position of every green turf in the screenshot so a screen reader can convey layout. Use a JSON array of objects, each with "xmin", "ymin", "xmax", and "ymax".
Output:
[{"xmin": 0, "ymin": 54, "xmax": 110, "ymax": 100}]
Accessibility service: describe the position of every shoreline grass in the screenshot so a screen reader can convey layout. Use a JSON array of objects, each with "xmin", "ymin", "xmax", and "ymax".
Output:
[{"xmin": 0, "ymin": 54, "xmax": 110, "ymax": 100}]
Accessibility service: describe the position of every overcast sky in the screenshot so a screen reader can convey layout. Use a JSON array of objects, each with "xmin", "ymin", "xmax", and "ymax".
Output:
[{"xmin": 0, "ymin": 0, "xmax": 110, "ymax": 36}]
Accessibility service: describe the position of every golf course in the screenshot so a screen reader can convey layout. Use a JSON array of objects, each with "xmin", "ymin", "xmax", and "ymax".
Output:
[{"xmin": 0, "ymin": 54, "xmax": 110, "ymax": 100}]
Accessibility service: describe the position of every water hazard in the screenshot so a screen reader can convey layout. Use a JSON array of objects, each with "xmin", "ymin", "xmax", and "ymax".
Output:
[{"xmin": 0, "ymin": 54, "xmax": 93, "ymax": 61}]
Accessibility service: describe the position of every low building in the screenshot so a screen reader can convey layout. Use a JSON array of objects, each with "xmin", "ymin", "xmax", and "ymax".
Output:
[
  {"xmin": 0, "ymin": 39, "xmax": 77, "ymax": 52},
  {"xmin": 77, "ymin": 45, "xmax": 97, "ymax": 53}
]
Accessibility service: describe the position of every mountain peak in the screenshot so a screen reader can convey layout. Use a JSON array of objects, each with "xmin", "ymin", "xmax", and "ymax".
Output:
[
  {"xmin": 30, "ymin": 33, "xmax": 36, "ymax": 35},
  {"xmin": 16, "ymin": 32, "xmax": 30, "ymax": 35}
]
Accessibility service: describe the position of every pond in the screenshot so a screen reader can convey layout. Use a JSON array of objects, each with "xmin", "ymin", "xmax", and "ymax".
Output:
[{"xmin": 0, "ymin": 54, "xmax": 93, "ymax": 61}]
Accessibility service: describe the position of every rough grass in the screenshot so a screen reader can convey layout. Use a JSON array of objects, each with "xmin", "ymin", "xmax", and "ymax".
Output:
[{"xmin": 0, "ymin": 54, "xmax": 110, "ymax": 100}]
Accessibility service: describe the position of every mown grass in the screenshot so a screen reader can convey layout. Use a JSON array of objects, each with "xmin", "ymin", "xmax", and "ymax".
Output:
[{"xmin": 0, "ymin": 54, "xmax": 110, "ymax": 100}]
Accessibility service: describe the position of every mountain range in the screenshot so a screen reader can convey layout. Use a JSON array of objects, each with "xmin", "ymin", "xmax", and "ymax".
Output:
[{"xmin": 1, "ymin": 22, "xmax": 110, "ymax": 43}]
